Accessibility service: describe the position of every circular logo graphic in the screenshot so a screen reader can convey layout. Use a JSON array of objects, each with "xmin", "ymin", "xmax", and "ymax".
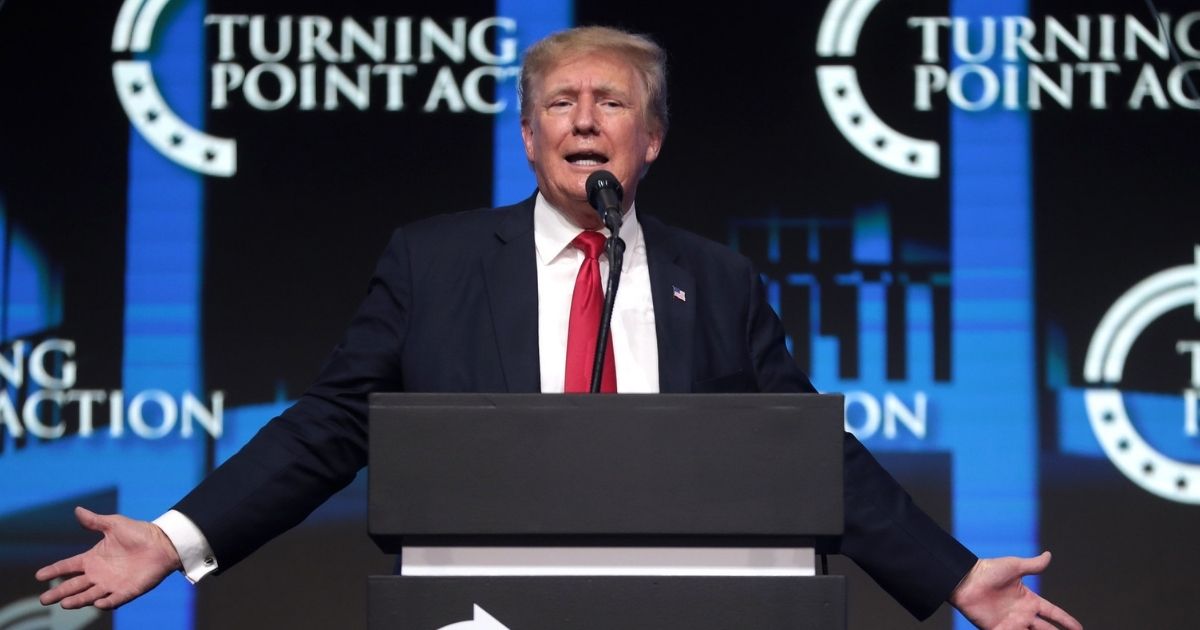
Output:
[
  {"xmin": 112, "ymin": 0, "xmax": 237, "ymax": 176},
  {"xmin": 1083, "ymin": 246, "xmax": 1200, "ymax": 504},
  {"xmin": 816, "ymin": 0, "xmax": 940, "ymax": 178}
]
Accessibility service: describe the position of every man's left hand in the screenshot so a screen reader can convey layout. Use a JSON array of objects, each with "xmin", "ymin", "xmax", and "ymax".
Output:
[{"xmin": 949, "ymin": 551, "xmax": 1082, "ymax": 630}]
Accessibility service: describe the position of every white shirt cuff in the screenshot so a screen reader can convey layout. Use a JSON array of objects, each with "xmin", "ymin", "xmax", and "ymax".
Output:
[{"xmin": 153, "ymin": 510, "xmax": 219, "ymax": 584}]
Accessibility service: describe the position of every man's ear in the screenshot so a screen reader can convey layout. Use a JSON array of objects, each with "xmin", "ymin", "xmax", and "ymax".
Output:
[
  {"xmin": 521, "ymin": 118, "xmax": 536, "ymax": 162},
  {"xmin": 644, "ymin": 130, "xmax": 664, "ymax": 166}
]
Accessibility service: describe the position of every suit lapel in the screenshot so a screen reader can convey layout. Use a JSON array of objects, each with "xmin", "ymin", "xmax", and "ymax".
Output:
[
  {"xmin": 483, "ymin": 199, "xmax": 541, "ymax": 393},
  {"xmin": 641, "ymin": 215, "xmax": 695, "ymax": 393}
]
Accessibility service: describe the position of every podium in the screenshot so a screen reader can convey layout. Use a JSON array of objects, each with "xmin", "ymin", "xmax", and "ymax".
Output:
[{"xmin": 367, "ymin": 393, "xmax": 846, "ymax": 629}]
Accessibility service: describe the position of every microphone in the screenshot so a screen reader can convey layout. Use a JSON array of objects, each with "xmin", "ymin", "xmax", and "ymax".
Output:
[
  {"xmin": 582, "ymin": 170, "xmax": 625, "ymax": 393},
  {"xmin": 585, "ymin": 170, "xmax": 624, "ymax": 233}
]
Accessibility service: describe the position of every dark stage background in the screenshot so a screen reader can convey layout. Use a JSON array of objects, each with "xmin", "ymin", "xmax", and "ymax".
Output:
[{"xmin": 1, "ymin": 0, "xmax": 1198, "ymax": 628}]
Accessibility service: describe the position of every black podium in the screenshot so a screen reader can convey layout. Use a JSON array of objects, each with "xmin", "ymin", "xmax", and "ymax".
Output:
[{"xmin": 367, "ymin": 393, "xmax": 846, "ymax": 630}]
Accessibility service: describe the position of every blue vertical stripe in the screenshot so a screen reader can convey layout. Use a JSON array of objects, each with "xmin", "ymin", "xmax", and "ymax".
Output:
[
  {"xmin": 906, "ymin": 284, "xmax": 933, "ymax": 380},
  {"xmin": 947, "ymin": 1, "xmax": 1036, "ymax": 627},
  {"xmin": 852, "ymin": 203, "xmax": 892, "ymax": 264},
  {"xmin": 492, "ymin": 0, "xmax": 573, "ymax": 206},
  {"xmin": 859, "ymin": 283, "xmax": 886, "ymax": 383},
  {"xmin": 4, "ymin": 231, "xmax": 61, "ymax": 340},
  {"xmin": 117, "ymin": 0, "xmax": 207, "ymax": 627}
]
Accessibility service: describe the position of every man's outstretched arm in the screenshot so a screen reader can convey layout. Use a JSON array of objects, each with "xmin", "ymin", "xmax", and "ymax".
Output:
[
  {"xmin": 36, "ymin": 507, "xmax": 182, "ymax": 610},
  {"xmin": 951, "ymin": 551, "xmax": 1083, "ymax": 630}
]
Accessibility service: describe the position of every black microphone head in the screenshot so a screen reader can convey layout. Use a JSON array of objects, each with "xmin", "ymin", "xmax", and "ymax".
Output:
[{"xmin": 585, "ymin": 170, "xmax": 623, "ymax": 211}]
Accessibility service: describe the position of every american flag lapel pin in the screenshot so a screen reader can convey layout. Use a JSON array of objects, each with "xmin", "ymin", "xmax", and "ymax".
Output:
[{"xmin": 672, "ymin": 286, "xmax": 687, "ymax": 302}]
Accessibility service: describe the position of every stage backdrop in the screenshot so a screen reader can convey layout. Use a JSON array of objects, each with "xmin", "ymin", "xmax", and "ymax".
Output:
[{"xmin": 1, "ymin": 0, "xmax": 1198, "ymax": 628}]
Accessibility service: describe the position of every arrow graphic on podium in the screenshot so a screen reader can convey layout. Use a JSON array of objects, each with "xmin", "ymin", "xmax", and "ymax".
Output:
[{"xmin": 437, "ymin": 604, "xmax": 511, "ymax": 630}]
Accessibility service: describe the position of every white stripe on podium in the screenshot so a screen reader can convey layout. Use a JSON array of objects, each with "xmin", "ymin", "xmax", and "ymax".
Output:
[{"xmin": 400, "ymin": 547, "xmax": 816, "ymax": 577}]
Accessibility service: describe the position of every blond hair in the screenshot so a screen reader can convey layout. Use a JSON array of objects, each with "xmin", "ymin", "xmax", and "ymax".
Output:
[{"xmin": 519, "ymin": 26, "xmax": 669, "ymax": 136}]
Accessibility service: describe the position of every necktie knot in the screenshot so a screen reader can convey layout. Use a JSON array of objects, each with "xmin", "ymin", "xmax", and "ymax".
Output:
[{"xmin": 572, "ymin": 230, "xmax": 607, "ymax": 260}]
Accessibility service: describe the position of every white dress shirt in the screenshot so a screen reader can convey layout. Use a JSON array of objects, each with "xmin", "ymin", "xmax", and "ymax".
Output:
[
  {"xmin": 158, "ymin": 193, "xmax": 662, "ymax": 582},
  {"xmin": 153, "ymin": 510, "xmax": 216, "ymax": 582},
  {"xmin": 533, "ymin": 193, "xmax": 659, "ymax": 393}
]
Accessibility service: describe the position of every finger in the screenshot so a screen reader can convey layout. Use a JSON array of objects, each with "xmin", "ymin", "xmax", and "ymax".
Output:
[
  {"xmin": 1038, "ymin": 600, "xmax": 1083, "ymax": 630},
  {"xmin": 1030, "ymin": 618, "xmax": 1059, "ymax": 630},
  {"xmin": 61, "ymin": 584, "xmax": 111, "ymax": 610},
  {"xmin": 35, "ymin": 554, "xmax": 85, "ymax": 583},
  {"xmin": 39, "ymin": 574, "xmax": 93, "ymax": 605},
  {"xmin": 95, "ymin": 591, "xmax": 133, "ymax": 611},
  {"xmin": 1014, "ymin": 550, "xmax": 1052, "ymax": 576},
  {"xmin": 74, "ymin": 506, "xmax": 109, "ymax": 533}
]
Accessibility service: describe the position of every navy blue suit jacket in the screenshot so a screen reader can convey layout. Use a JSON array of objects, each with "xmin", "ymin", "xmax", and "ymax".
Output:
[{"xmin": 175, "ymin": 196, "xmax": 976, "ymax": 619}]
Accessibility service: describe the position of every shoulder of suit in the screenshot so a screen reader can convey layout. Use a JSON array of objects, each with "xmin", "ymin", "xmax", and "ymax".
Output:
[
  {"xmin": 382, "ymin": 198, "xmax": 532, "ymax": 250},
  {"xmin": 406, "ymin": 201, "xmax": 526, "ymax": 233}
]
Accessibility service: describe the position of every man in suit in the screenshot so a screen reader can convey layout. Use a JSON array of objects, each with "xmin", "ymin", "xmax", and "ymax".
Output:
[{"xmin": 38, "ymin": 26, "xmax": 1080, "ymax": 629}]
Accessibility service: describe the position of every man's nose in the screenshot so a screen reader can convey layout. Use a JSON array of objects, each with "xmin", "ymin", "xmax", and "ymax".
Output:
[{"xmin": 571, "ymin": 100, "xmax": 599, "ymax": 135}]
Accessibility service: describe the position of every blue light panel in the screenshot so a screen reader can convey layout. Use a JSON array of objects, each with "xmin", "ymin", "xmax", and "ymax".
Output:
[{"xmin": 492, "ymin": 0, "xmax": 573, "ymax": 206}]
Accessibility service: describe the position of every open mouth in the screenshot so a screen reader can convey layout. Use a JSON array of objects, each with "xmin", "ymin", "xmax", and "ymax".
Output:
[{"xmin": 565, "ymin": 152, "xmax": 609, "ymax": 167}]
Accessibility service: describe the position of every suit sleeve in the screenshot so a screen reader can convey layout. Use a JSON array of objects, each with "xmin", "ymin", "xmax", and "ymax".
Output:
[
  {"xmin": 171, "ymin": 228, "xmax": 414, "ymax": 572},
  {"xmin": 745, "ymin": 266, "xmax": 977, "ymax": 620}
]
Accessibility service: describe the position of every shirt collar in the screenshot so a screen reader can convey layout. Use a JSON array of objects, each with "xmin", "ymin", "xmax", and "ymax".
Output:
[{"xmin": 533, "ymin": 192, "xmax": 642, "ymax": 267}]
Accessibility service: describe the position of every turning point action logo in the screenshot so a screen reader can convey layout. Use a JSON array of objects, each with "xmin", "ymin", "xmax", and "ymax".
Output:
[
  {"xmin": 817, "ymin": 0, "xmax": 940, "ymax": 179},
  {"xmin": 1084, "ymin": 246, "xmax": 1200, "ymax": 504},
  {"xmin": 111, "ymin": 0, "xmax": 519, "ymax": 177},
  {"xmin": 112, "ymin": 0, "xmax": 237, "ymax": 176},
  {"xmin": 816, "ymin": 0, "xmax": 1200, "ymax": 178}
]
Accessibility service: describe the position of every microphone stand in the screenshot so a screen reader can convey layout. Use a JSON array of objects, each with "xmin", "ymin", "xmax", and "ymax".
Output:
[{"xmin": 590, "ymin": 210, "xmax": 624, "ymax": 393}]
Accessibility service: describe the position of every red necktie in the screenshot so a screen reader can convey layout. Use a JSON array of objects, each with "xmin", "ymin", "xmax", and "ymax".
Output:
[{"xmin": 564, "ymin": 231, "xmax": 617, "ymax": 393}]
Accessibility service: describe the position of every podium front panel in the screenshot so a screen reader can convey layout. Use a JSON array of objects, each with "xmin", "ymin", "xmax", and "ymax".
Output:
[
  {"xmin": 368, "ymin": 575, "xmax": 845, "ymax": 630},
  {"xmin": 369, "ymin": 393, "xmax": 843, "ymax": 547}
]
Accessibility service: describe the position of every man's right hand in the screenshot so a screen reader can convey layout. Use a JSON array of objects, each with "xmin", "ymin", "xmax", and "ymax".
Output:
[{"xmin": 36, "ymin": 506, "xmax": 182, "ymax": 610}]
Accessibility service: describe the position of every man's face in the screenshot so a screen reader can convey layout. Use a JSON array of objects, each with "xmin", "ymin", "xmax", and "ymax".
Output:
[{"xmin": 521, "ymin": 52, "xmax": 663, "ymax": 229}]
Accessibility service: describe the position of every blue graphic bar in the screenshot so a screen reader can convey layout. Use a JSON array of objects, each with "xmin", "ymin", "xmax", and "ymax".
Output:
[
  {"xmin": 858, "ymin": 282, "xmax": 886, "ymax": 383},
  {"xmin": 946, "ymin": 2, "xmax": 1036, "ymax": 627},
  {"xmin": 117, "ymin": 0, "xmax": 207, "ymax": 627},
  {"xmin": 0, "ymin": 214, "xmax": 63, "ymax": 342},
  {"xmin": 492, "ymin": 0, "xmax": 572, "ymax": 206},
  {"xmin": 907, "ymin": 284, "xmax": 933, "ymax": 381},
  {"xmin": 853, "ymin": 203, "xmax": 891, "ymax": 264}
]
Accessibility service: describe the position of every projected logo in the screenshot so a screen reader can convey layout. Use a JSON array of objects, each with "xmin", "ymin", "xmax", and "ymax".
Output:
[
  {"xmin": 112, "ymin": 0, "xmax": 237, "ymax": 176},
  {"xmin": 816, "ymin": 0, "xmax": 940, "ymax": 179},
  {"xmin": 111, "ymin": 2, "xmax": 520, "ymax": 177},
  {"xmin": 729, "ymin": 204, "xmax": 951, "ymax": 444},
  {"xmin": 815, "ymin": 1, "xmax": 1200, "ymax": 178},
  {"xmin": 1084, "ymin": 246, "xmax": 1200, "ymax": 504}
]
